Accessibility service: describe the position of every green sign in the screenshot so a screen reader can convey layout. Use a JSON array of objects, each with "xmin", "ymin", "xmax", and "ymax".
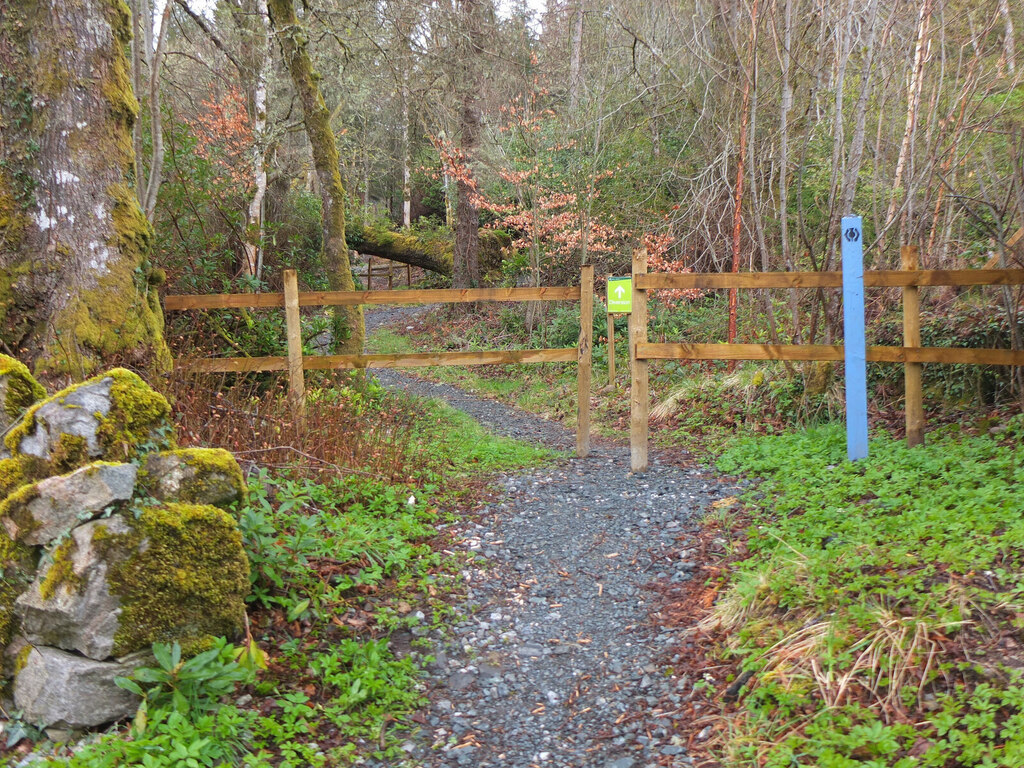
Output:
[{"xmin": 607, "ymin": 276, "xmax": 632, "ymax": 313}]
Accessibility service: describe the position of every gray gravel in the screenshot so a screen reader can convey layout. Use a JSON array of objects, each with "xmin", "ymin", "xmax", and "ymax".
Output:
[
  {"xmin": 365, "ymin": 303, "xmax": 434, "ymax": 335},
  {"xmin": 364, "ymin": 306, "xmax": 738, "ymax": 767}
]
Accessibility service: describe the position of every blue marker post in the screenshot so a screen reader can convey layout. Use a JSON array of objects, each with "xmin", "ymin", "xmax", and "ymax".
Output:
[{"xmin": 841, "ymin": 215, "xmax": 869, "ymax": 461}]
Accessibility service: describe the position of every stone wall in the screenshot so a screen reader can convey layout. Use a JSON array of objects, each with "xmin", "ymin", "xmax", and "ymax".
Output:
[{"xmin": 0, "ymin": 357, "xmax": 250, "ymax": 730}]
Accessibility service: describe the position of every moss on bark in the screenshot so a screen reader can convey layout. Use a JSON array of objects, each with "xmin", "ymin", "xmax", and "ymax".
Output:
[
  {"xmin": 0, "ymin": 0, "xmax": 169, "ymax": 376},
  {"xmin": 347, "ymin": 225, "xmax": 511, "ymax": 281},
  {"xmin": 268, "ymin": 0, "xmax": 363, "ymax": 354}
]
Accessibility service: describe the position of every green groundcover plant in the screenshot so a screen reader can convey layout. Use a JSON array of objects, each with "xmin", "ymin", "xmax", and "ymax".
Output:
[
  {"xmin": 709, "ymin": 417, "xmax": 1024, "ymax": 767},
  {"xmin": 21, "ymin": 388, "xmax": 555, "ymax": 767}
]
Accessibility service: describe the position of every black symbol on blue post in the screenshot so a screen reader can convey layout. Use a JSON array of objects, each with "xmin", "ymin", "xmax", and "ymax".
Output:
[{"xmin": 844, "ymin": 227, "xmax": 861, "ymax": 243}]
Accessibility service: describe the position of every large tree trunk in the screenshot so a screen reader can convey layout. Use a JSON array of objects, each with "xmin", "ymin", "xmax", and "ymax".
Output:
[
  {"xmin": 130, "ymin": 0, "xmax": 147, "ymax": 205},
  {"xmin": 452, "ymin": 0, "xmax": 485, "ymax": 290},
  {"xmin": 727, "ymin": 0, "xmax": 757, "ymax": 348},
  {"xmin": 777, "ymin": 0, "xmax": 800, "ymax": 343},
  {"xmin": 454, "ymin": 89, "xmax": 482, "ymax": 289},
  {"xmin": 885, "ymin": 0, "xmax": 933, "ymax": 245},
  {"xmin": 349, "ymin": 226, "xmax": 452, "ymax": 276},
  {"xmin": 568, "ymin": 0, "xmax": 584, "ymax": 112},
  {"xmin": 348, "ymin": 224, "xmax": 509, "ymax": 279},
  {"xmin": 0, "ymin": 0, "xmax": 169, "ymax": 378},
  {"xmin": 268, "ymin": 0, "xmax": 363, "ymax": 354},
  {"xmin": 397, "ymin": 5, "xmax": 414, "ymax": 229},
  {"xmin": 401, "ymin": 78, "xmax": 412, "ymax": 229},
  {"xmin": 140, "ymin": 0, "xmax": 171, "ymax": 223}
]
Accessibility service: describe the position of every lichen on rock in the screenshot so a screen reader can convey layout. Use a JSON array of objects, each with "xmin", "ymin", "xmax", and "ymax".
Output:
[
  {"xmin": 0, "ymin": 461, "xmax": 137, "ymax": 546},
  {"xmin": 143, "ymin": 448, "xmax": 246, "ymax": 510},
  {"xmin": 13, "ymin": 645, "xmax": 143, "ymax": 729},
  {"xmin": 99, "ymin": 502, "xmax": 249, "ymax": 657},
  {"xmin": 0, "ymin": 528, "xmax": 35, "ymax": 651},
  {"xmin": 17, "ymin": 515, "xmax": 132, "ymax": 660},
  {"xmin": 5, "ymin": 368, "xmax": 172, "ymax": 472}
]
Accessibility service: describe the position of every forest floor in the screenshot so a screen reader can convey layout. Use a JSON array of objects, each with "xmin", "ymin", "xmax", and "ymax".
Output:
[{"xmin": 363, "ymin": 306, "xmax": 740, "ymax": 768}]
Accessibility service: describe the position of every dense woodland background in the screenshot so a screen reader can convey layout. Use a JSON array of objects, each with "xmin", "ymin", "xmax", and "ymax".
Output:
[
  {"xmin": 3, "ymin": 3, "xmax": 1024, "ymax": 765},
  {"xmin": 2, "ymin": 0, "xmax": 1023, "ymax": 396},
  {"xmin": 146, "ymin": 0, "xmax": 1023, "ymax": 342}
]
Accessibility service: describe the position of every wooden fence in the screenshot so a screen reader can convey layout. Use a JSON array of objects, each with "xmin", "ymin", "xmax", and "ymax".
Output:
[
  {"xmin": 164, "ymin": 267, "xmax": 595, "ymax": 457},
  {"xmin": 356, "ymin": 256, "xmax": 412, "ymax": 290},
  {"xmin": 628, "ymin": 248, "xmax": 1024, "ymax": 471}
]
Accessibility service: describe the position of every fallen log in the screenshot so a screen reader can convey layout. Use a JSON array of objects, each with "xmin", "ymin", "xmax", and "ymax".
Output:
[{"xmin": 347, "ymin": 225, "xmax": 510, "ymax": 278}]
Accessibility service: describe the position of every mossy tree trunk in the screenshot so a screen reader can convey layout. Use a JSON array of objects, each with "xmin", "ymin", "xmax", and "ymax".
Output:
[
  {"xmin": 348, "ymin": 225, "xmax": 452, "ymax": 276},
  {"xmin": 347, "ymin": 224, "xmax": 511, "ymax": 279},
  {"xmin": 0, "ymin": 0, "xmax": 170, "ymax": 378},
  {"xmin": 268, "ymin": 0, "xmax": 363, "ymax": 354}
]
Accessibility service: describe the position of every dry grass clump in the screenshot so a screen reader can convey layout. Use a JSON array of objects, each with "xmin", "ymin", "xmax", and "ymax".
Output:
[{"xmin": 158, "ymin": 368, "xmax": 417, "ymax": 482}]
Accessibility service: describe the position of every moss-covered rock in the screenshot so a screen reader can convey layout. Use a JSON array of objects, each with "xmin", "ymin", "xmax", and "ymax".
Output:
[
  {"xmin": 0, "ymin": 356, "xmax": 46, "ymax": 437},
  {"xmin": 0, "ymin": 461, "xmax": 137, "ymax": 546},
  {"xmin": 480, "ymin": 229, "xmax": 511, "ymax": 277},
  {"xmin": 0, "ymin": 458, "xmax": 27, "ymax": 501},
  {"xmin": 143, "ymin": 448, "xmax": 246, "ymax": 510},
  {"xmin": 804, "ymin": 361, "xmax": 835, "ymax": 397},
  {"xmin": 98, "ymin": 502, "xmax": 249, "ymax": 657},
  {"xmin": 5, "ymin": 368, "xmax": 172, "ymax": 472},
  {"xmin": 16, "ymin": 516, "xmax": 131, "ymax": 660},
  {"xmin": 0, "ymin": 527, "xmax": 36, "ymax": 652}
]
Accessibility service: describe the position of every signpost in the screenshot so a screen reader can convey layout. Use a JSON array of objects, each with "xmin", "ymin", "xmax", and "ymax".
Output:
[
  {"xmin": 841, "ymin": 216, "xmax": 868, "ymax": 461},
  {"xmin": 606, "ymin": 277, "xmax": 632, "ymax": 385},
  {"xmin": 607, "ymin": 277, "xmax": 632, "ymax": 313}
]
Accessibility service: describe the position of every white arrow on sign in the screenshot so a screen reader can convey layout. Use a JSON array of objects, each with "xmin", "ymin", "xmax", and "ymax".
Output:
[{"xmin": 613, "ymin": 284, "xmax": 626, "ymax": 299}]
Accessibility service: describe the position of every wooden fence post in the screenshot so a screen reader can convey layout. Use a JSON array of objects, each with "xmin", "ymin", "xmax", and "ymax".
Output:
[
  {"xmin": 902, "ymin": 245, "xmax": 924, "ymax": 446},
  {"xmin": 607, "ymin": 312, "xmax": 616, "ymax": 386},
  {"xmin": 577, "ymin": 264, "xmax": 594, "ymax": 457},
  {"xmin": 367, "ymin": 256, "xmax": 373, "ymax": 291},
  {"xmin": 388, "ymin": 260, "xmax": 394, "ymax": 290},
  {"xmin": 406, "ymin": 263, "xmax": 412, "ymax": 287},
  {"xmin": 283, "ymin": 269, "xmax": 306, "ymax": 429},
  {"xmin": 629, "ymin": 250, "xmax": 649, "ymax": 472}
]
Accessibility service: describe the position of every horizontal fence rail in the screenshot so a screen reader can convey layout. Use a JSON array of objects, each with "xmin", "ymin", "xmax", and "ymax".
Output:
[
  {"xmin": 164, "ymin": 286, "xmax": 581, "ymax": 311},
  {"xmin": 179, "ymin": 348, "xmax": 578, "ymax": 373},
  {"xmin": 637, "ymin": 269, "xmax": 1024, "ymax": 291},
  {"xmin": 638, "ymin": 343, "xmax": 1024, "ymax": 366},
  {"xmin": 165, "ymin": 270, "xmax": 595, "ymax": 458},
  {"xmin": 628, "ymin": 250, "xmax": 1024, "ymax": 471}
]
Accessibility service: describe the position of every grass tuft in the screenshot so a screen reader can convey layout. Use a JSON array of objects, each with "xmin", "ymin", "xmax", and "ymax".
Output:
[{"xmin": 700, "ymin": 418, "xmax": 1024, "ymax": 767}]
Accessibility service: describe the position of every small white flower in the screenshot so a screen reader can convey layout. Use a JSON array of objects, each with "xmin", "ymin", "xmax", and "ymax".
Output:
[{"xmin": 407, "ymin": 494, "xmax": 417, "ymax": 507}]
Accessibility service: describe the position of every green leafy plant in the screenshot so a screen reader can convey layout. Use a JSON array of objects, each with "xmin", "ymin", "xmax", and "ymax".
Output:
[
  {"xmin": 703, "ymin": 418, "xmax": 1024, "ymax": 766},
  {"xmin": 238, "ymin": 469, "xmax": 439, "ymax": 618},
  {"xmin": 36, "ymin": 705, "xmax": 268, "ymax": 768},
  {"xmin": 116, "ymin": 638, "xmax": 254, "ymax": 718}
]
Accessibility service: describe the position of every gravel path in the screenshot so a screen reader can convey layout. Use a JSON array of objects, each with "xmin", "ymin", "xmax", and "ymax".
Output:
[
  {"xmin": 365, "ymin": 307, "xmax": 737, "ymax": 768},
  {"xmin": 375, "ymin": 370, "xmax": 576, "ymax": 452}
]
